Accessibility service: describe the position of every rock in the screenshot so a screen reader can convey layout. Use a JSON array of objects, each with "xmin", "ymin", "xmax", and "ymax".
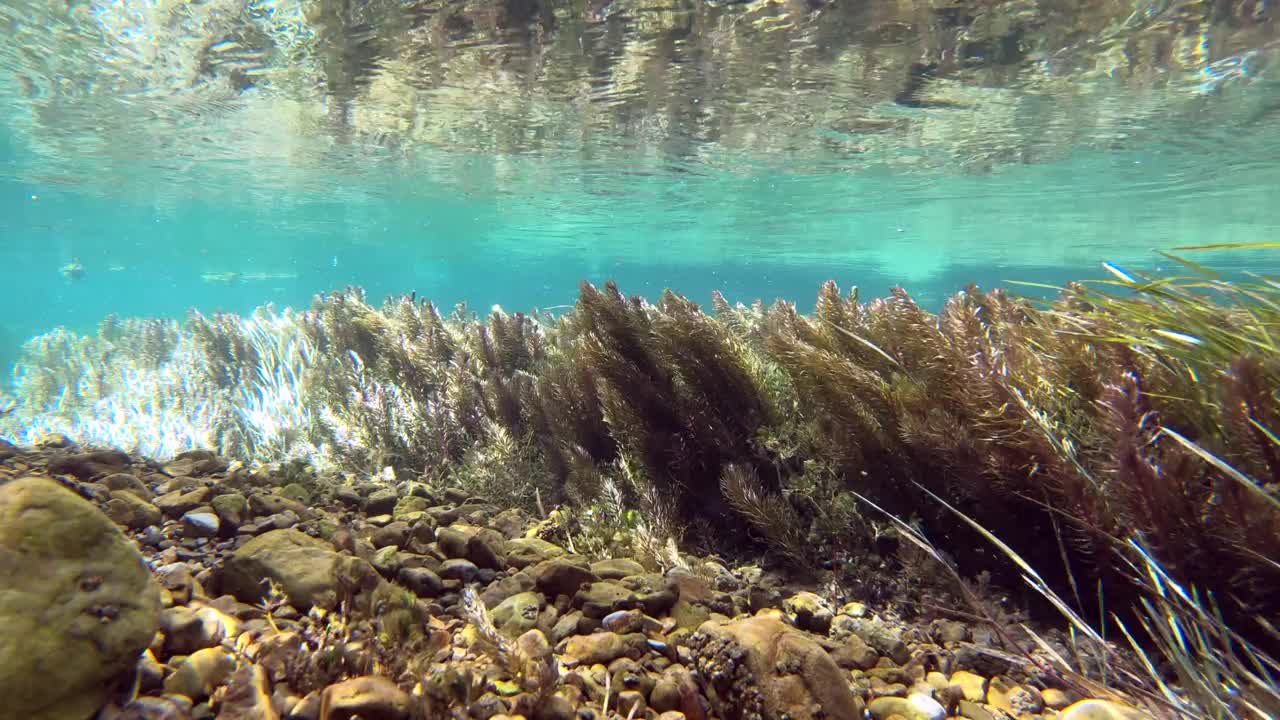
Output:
[
  {"xmin": 100, "ymin": 472, "xmax": 153, "ymax": 500},
  {"xmin": 371, "ymin": 522, "xmax": 410, "ymax": 549},
  {"xmin": 218, "ymin": 663, "xmax": 278, "ymax": 720},
  {"xmin": 590, "ymin": 558, "xmax": 646, "ymax": 580},
  {"xmin": 105, "ymin": 489, "xmax": 164, "ymax": 529},
  {"xmin": 438, "ymin": 558, "xmax": 480, "ymax": 583},
  {"xmin": 162, "ymin": 606, "xmax": 240, "ymax": 656},
  {"xmin": 0, "ymin": 476, "xmax": 163, "ymax": 720},
  {"xmin": 155, "ymin": 563, "xmax": 202, "ymax": 605},
  {"xmin": 505, "ymin": 538, "xmax": 566, "ymax": 569},
  {"xmin": 650, "ymin": 680, "xmax": 682, "ymax": 713},
  {"xmin": 397, "ymin": 567, "xmax": 444, "ymax": 597},
  {"xmin": 182, "ymin": 511, "xmax": 221, "ymax": 538},
  {"xmin": 987, "ymin": 676, "xmax": 1043, "ymax": 715},
  {"xmin": 783, "ymin": 591, "xmax": 834, "ymax": 634},
  {"xmin": 830, "ymin": 633, "xmax": 879, "ymax": 670},
  {"xmin": 532, "ymin": 557, "xmax": 598, "ymax": 598},
  {"xmin": 1042, "ymin": 688, "xmax": 1075, "ymax": 710},
  {"xmin": 866, "ymin": 694, "xmax": 946, "ymax": 720},
  {"xmin": 491, "ymin": 592, "xmax": 544, "ymax": 639},
  {"xmin": 617, "ymin": 690, "xmax": 646, "ymax": 717},
  {"xmin": 155, "ymin": 486, "xmax": 212, "ymax": 518},
  {"xmin": 118, "ymin": 695, "xmax": 195, "ymax": 720},
  {"xmin": 48, "ymin": 449, "xmax": 130, "ymax": 478},
  {"xmin": 251, "ymin": 631, "xmax": 303, "ymax": 685},
  {"xmin": 220, "ymin": 529, "xmax": 381, "ymax": 610},
  {"xmin": 561, "ymin": 632, "xmax": 649, "ymax": 665},
  {"xmin": 467, "ymin": 528, "xmax": 508, "ymax": 570},
  {"xmin": 956, "ymin": 699, "xmax": 998, "ymax": 720},
  {"xmin": 371, "ymin": 546, "xmax": 401, "ymax": 576},
  {"xmin": 392, "ymin": 495, "xmax": 430, "ymax": 521},
  {"xmin": 949, "ymin": 670, "xmax": 987, "ymax": 702},
  {"xmin": 164, "ymin": 646, "xmax": 237, "ymax": 699},
  {"xmin": 279, "ymin": 483, "xmax": 312, "ymax": 504},
  {"xmin": 164, "ymin": 450, "xmax": 227, "ymax": 477},
  {"xmin": 531, "ymin": 694, "xmax": 574, "ymax": 720},
  {"xmin": 480, "ymin": 572, "xmax": 535, "ymax": 608},
  {"xmin": 212, "ymin": 493, "xmax": 248, "ymax": 528},
  {"xmin": 334, "ymin": 487, "xmax": 362, "ymax": 509},
  {"xmin": 436, "ymin": 525, "xmax": 477, "ymax": 559},
  {"xmin": 364, "ymin": 489, "xmax": 399, "ymax": 516},
  {"xmin": 489, "ymin": 508, "xmax": 527, "ymax": 539},
  {"xmin": 319, "ymin": 676, "xmax": 411, "ymax": 720},
  {"xmin": 688, "ymin": 616, "xmax": 864, "ymax": 720},
  {"xmin": 575, "ymin": 581, "xmax": 637, "ymax": 619},
  {"xmin": 933, "ymin": 619, "xmax": 969, "ymax": 644},
  {"xmin": 1059, "ymin": 699, "xmax": 1152, "ymax": 720},
  {"xmin": 291, "ymin": 692, "xmax": 323, "ymax": 720}
]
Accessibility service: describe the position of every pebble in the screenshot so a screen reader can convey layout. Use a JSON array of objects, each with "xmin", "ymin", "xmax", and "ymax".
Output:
[{"xmin": 866, "ymin": 694, "xmax": 946, "ymax": 720}]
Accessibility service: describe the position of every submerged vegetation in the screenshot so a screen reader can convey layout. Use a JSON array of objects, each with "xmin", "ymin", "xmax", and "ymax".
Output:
[{"xmin": 3, "ymin": 250, "xmax": 1279, "ymax": 717}]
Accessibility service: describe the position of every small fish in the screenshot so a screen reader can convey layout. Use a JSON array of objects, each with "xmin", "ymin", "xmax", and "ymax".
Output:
[{"xmin": 59, "ymin": 260, "xmax": 85, "ymax": 281}]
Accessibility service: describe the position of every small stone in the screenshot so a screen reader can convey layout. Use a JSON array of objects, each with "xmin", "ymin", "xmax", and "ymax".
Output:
[
  {"xmin": 118, "ymin": 695, "xmax": 195, "ymax": 720},
  {"xmin": 532, "ymin": 557, "xmax": 599, "ymax": 598},
  {"xmin": 155, "ymin": 486, "xmax": 211, "ymax": 517},
  {"xmin": 783, "ymin": 591, "xmax": 834, "ymax": 634},
  {"xmin": 163, "ymin": 647, "xmax": 237, "ymax": 700},
  {"xmin": 211, "ymin": 492, "xmax": 248, "ymax": 527},
  {"xmin": 435, "ymin": 525, "xmax": 477, "ymax": 559},
  {"xmin": 949, "ymin": 670, "xmax": 987, "ymax": 703},
  {"xmin": 392, "ymin": 495, "xmax": 430, "ymax": 521},
  {"xmin": 655, "ymin": 713, "xmax": 686, "ymax": 720},
  {"xmin": 616, "ymin": 690, "xmax": 645, "ymax": 717},
  {"xmin": 438, "ymin": 558, "xmax": 480, "ymax": 583},
  {"xmin": 1059, "ymin": 699, "xmax": 1152, "ymax": 720},
  {"xmin": 562, "ymin": 632, "xmax": 648, "ymax": 665},
  {"xmin": 987, "ymin": 677, "xmax": 1043, "ymax": 715},
  {"xmin": 364, "ymin": 489, "xmax": 399, "ymax": 516},
  {"xmin": 649, "ymin": 680, "xmax": 681, "ymax": 713},
  {"xmin": 590, "ymin": 558, "xmax": 646, "ymax": 580},
  {"xmin": 371, "ymin": 522, "xmax": 410, "ymax": 549},
  {"xmin": 181, "ymin": 511, "xmax": 221, "ymax": 538},
  {"xmin": 372, "ymin": 546, "xmax": 401, "ymax": 576},
  {"xmin": 279, "ymin": 483, "xmax": 312, "ymax": 504},
  {"xmin": 505, "ymin": 538, "xmax": 566, "ymax": 569},
  {"xmin": 866, "ymin": 694, "xmax": 946, "ymax": 720},
  {"xmin": 492, "ymin": 592, "xmax": 544, "ymax": 639},
  {"xmin": 319, "ymin": 676, "xmax": 411, "ymax": 720},
  {"xmin": 956, "ymin": 699, "xmax": 998, "ymax": 720},
  {"xmin": 105, "ymin": 489, "xmax": 164, "ymax": 529},
  {"xmin": 467, "ymin": 528, "xmax": 509, "ymax": 570},
  {"xmin": 218, "ymin": 664, "xmax": 278, "ymax": 720},
  {"xmin": 575, "ymin": 581, "xmax": 636, "ymax": 619},
  {"xmin": 531, "ymin": 694, "xmax": 574, "ymax": 720},
  {"xmin": 1042, "ymin": 688, "xmax": 1075, "ymax": 710},
  {"xmin": 398, "ymin": 567, "xmax": 444, "ymax": 597}
]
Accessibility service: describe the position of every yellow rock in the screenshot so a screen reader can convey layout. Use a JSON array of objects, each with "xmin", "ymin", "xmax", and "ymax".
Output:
[
  {"xmin": 949, "ymin": 670, "xmax": 988, "ymax": 702},
  {"xmin": 924, "ymin": 671, "xmax": 949, "ymax": 690},
  {"xmin": 163, "ymin": 646, "xmax": 237, "ymax": 699},
  {"xmin": 987, "ymin": 676, "xmax": 1042, "ymax": 715},
  {"xmin": 1043, "ymin": 688, "xmax": 1075, "ymax": 710},
  {"xmin": 1060, "ymin": 699, "xmax": 1153, "ymax": 720},
  {"xmin": 866, "ymin": 694, "xmax": 945, "ymax": 720}
]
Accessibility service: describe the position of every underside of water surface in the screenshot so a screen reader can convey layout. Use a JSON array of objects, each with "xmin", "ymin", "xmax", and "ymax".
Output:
[{"xmin": 2, "ymin": 1, "xmax": 1280, "ymax": 720}]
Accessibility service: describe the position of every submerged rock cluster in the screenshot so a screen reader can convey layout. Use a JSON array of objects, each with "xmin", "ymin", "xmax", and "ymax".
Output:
[{"xmin": 0, "ymin": 439, "xmax": 1147, "ymax": 720}]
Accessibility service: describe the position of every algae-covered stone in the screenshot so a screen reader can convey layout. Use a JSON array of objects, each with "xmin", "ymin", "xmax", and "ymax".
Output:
[
  {"xmin": 0, "ymin": 476, "xmax": 163, "ymax": 720},
  {"xmin": 491, "ymin": 591, "xmax": 544, "ymax": 639},
  {"xmin": 104, "ymin": 488, "xmax": 164, "ymax": 530},
  {"xmin": 220, "ymin": 528, "xmax": 379, "ymax": 610}
]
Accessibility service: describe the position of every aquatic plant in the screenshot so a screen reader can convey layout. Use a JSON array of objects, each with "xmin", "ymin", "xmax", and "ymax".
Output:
[{"xmin": 3, "ymin": 251, "xmax": 1278, "ymax": 713}]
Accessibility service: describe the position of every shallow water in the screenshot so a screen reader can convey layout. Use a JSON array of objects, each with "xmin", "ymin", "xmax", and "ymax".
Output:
[{"xmin": 2, "ymin": 0, "xmax": 1280, "ymax": 361}]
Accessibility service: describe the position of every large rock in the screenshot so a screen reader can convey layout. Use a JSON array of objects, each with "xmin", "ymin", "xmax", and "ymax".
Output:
[
  {"xmin": 688, "ymin": 616, "xmax": 864, "ymax": 720},
  {"xmin": 220, "ymin": 529, "xmax": 379, "ymax": 610},
  {"xmin": 0, "ymin": 476, "xmax": 163, "ymax": 720}
]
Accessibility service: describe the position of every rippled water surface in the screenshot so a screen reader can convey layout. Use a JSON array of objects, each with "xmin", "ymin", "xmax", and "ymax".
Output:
[{"xmin": 2, "ymin": 0, "xmax": 1280, "ymax": 353}]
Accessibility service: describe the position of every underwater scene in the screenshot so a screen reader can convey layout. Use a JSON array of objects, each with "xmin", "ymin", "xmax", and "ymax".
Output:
[{"xmin": 2, "ymin": 1, "xmax": 1280, "ymax": 719}]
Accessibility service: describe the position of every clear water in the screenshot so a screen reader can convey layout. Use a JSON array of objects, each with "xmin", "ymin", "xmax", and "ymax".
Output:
[{"xmin": 3, "ymin": 0, "xmax": 1280, "ymax": 376}]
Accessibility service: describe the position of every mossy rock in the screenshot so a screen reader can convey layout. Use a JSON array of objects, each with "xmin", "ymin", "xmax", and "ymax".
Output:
[
  {"xmin": 0, "ymin": 476, "xmax": 163, "ymax": 720},
  {"xmin": 220, "ymin": 528, "xmax": 380, "ymax": 610}
]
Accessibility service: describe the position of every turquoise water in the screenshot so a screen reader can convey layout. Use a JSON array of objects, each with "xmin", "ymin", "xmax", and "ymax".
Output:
[{"xmin": 3, "ymin": 0, "xmax": 1280, "ymax": 375}]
